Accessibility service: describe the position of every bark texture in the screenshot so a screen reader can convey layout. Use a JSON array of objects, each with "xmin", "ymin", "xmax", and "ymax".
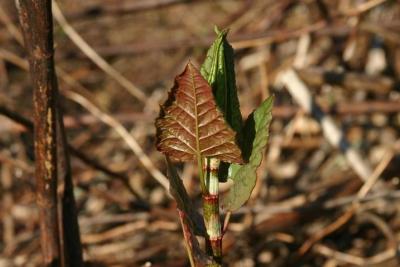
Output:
[{"xmin": 17, "ymin": 1, "xmax": 82, "ymax": 266}]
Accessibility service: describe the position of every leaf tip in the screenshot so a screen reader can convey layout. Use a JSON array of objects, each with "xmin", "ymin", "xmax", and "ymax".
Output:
[
  {"xmin": 213, "ymin": 25, "xmax": 220, "ymax": 34},
  {"xmin": 186, "ymin": 59, "xmax": 196, "ymax": 68}
]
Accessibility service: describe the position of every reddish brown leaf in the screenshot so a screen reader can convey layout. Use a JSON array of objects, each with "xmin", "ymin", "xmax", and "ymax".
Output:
[{"xmin": 156, "ymin": 62, "xmax": 243, "ymax": 164}]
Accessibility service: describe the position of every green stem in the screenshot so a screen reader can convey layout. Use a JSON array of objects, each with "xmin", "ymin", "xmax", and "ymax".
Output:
[
  {"xmin": 203, "ymin": 158, "xmax": 222, "ymax": 266},
  {"xmin": 197, "ymin": 156, "xmax": 206, "ymax": 193}
]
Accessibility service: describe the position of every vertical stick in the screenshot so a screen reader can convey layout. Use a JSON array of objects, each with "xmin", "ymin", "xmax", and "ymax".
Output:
[
  {"xmin": 16, "ymin": 1, "xmax": 82, "ymax": 266},
  {"xmin": 55, "ymin": 78, "xmax": 83, "ymax": 266},
  {"xmin": 17, "ymin": 0, "xmax": 60, "ymax": 265},
  {"xmin": 203, "ymin": 158, "xmax": 222, "ymax": 266}
]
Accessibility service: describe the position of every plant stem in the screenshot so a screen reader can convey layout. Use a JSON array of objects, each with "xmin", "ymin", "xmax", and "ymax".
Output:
[
  {"xmin": 17, "ymin": 1, "xmax": 83, "ymax": 265},
  {"xmin": 203, "ymin": 158, "xmax": 222, "ymax": 266},
  {"xmin": 197, "ymin": 156, "xmax": 207, "ymax": 193},
  {"xmin": 56, "ymin": 102, "xmax": 84, "ymax": 266},
  {"xmin": 17, "ymin": 1, "xmax": 61, "ymax": 265},
  {"xmin": 178, "ymin": 210, "xmax": 196, "ymax": 267}
]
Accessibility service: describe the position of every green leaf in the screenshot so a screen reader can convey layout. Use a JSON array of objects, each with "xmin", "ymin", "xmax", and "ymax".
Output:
[
  {"xmin": 200, "ymin": 27, "xmax": 242, "ymax": 136},
  {"xmin": 222, "ymin": 96, "xmax": 274, "ymax": 211},
  {"xmin": 165, "ymin": 157, "xmax": 206, "ymax": 236},
  {"xmin": 200, "ymin": 27, "xmax": 244, "ymax": 182}
]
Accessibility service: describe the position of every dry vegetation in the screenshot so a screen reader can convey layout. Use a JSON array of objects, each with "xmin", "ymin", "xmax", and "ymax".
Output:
[{"xmin": 1, "ymin": 0, "xmax": 400, "ymax": 266}]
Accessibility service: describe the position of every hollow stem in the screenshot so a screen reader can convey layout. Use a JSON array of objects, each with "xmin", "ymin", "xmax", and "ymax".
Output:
[{"xmin": 202, "ymin": 158, "xmax": 222, "ymax": 266}]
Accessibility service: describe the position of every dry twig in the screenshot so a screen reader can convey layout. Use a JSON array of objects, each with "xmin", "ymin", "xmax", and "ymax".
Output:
[
  {"xmin": 298, "ymin": 144, "xmax": 396, "ymax": 255},
  {"xmin": 279, "ymin": 69, "xmax": 373, "ymax": 181},
  {"xmin": 52, "ymin": 1, "xmax": 147, "ymax": 103}
]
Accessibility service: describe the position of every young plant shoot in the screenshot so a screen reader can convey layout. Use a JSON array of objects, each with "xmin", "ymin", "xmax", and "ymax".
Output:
[{"xmin": 156, "ymin": 27, "xmax": 273, "ymax": 267}]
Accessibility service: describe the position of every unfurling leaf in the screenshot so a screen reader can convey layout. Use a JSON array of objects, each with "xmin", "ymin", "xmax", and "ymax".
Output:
[
  {"xmin": 222, "ymin": 96, "xmax": 273, "ymax": 211},
  {"xmin": 156, "ymin": 62, "xmax": 243, "ymax": 164},
  {"xmin": 201, "ymin": 27, "xmax": 242, "ymax": 136},
  {"xmin": 201, "ymin": 27, "xmax": 243, "ymax": 181}
]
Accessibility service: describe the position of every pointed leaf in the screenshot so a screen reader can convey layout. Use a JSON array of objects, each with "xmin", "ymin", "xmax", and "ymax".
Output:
[
  {"xmin": 166, "ymin": 157, "xmax": 206, "ymax": 236},
  {"xmin": 156, "ymin": 62, "xmax": 243, "ymax": 164},
  {"xmin": 201, "ymin": 27, "xmax": 244, "ymax": 181},
  {"xmin": 222, "ymin": 96, "xmax": 274, "ymax": 211},
  {"xmin": 201, "ymin": 27, "xmax": 242, "ymax": 136}
]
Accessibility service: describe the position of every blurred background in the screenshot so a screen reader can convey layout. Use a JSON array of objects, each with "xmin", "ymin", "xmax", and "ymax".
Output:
[{"xmin": 1, "ymin": 0, "xmax": 400, "ymax": 266}]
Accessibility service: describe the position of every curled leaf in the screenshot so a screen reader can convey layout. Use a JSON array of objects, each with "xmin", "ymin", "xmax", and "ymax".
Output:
[
  {"xmin": 222, "ymin": 96, "xmax": 273, "ymax": 211},
  {"xmin": 156, "ymin": 62, "xmax": 243, "ymax": 164},
  {"xmin": 201, "ymin": 27, "xmax": 242, "ymax": 136},
  {"xmin": 201, "ymin": 27, "xmax": 243, "ymax": 182}
]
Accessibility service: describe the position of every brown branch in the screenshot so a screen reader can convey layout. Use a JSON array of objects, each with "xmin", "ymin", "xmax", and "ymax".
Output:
[
  {"xmin": 297, "ymin": 67, "xmax": 396, "ymax": 94},
  {"xmin": 64, "ymin": 0, "xmax": 204, "ymax": 20},
  {"xmin": 313, "ymin": 244, "xmax": 396, "ymax": 266},
  {"xmin": 17, "ymin": 0, "xmax": 61, "ymax": 265},
  {"xmin": 92, "ymin": 21, "xmax": 332, "ymax": 57},
  {"xmin": 272, "ymin": 101, "xmax": 400, "ymax": 118},
  {"xmin": 254, "ymin": 177, "xmax": 363, "ymax": 233},
  {"xmin": 87, "ymin": 21, "xmax": 398, "ymax": 57},
  {"xmin": 55, "ymin": 85, "xmax": 84, "ymax": 266},
  {"xmin": 298, "ymin": 147, "xmax": 395, "ymax": 256},
  {"xmin": 16, "ymin": 0, "xmax": 82, "ymax": 266}
]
